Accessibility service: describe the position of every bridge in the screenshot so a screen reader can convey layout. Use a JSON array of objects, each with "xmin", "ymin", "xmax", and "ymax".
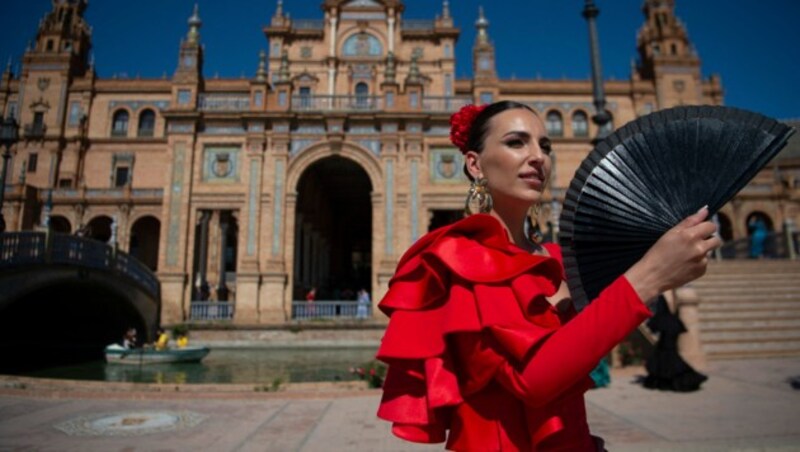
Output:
[{"xmin": 0, "ymin": 232, "xmax": 160, "ymax": 372}]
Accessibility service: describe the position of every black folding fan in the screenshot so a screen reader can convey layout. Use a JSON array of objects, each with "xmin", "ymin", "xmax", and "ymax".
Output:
[{"xmin": 558, "ymin": 105, "xmax": 795, "ymax": 310}]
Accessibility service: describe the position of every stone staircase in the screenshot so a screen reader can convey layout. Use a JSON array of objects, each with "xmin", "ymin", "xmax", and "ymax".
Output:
[{"xmin": 692, "ymin": 260, "xmax": 800, "ymax": 359}]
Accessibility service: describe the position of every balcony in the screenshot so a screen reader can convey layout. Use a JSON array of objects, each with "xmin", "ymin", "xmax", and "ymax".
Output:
[
  {"xmin": 23, "ymin": 123, "xmax": 46, "ymax": 139},
  {"xmin": 293, "ymin": 19, "xmax": 324, "ymax": 30},
  {"xmin": 403, "ymin": 19, "xmax": 434, "ymax": 31},
  {"xmin": 422, "ymin": 96, "xmax": 473, "ymax": 112},
  {"xmin": 292, "ymin": 95, "xmax": 383, "ymax": 112},
  {"xmin": 198, "ymin": 93, "xmax": 251, "ymax": 112}
]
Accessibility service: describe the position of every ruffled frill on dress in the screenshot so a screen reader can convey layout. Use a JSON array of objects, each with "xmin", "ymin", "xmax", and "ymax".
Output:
[{"xmin": 376, "ymin": 214, "xmax": 585, "ymax": 450}]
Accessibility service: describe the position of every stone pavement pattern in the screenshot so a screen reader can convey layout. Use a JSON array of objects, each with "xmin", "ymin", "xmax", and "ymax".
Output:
[{"xmin": 1, "ymin": 357, "xmax": 799, "ymax": 451}]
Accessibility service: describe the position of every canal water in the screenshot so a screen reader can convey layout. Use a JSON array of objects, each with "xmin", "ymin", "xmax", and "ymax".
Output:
[{"xmin": 12, "ymin": 347, "xmax": 380, "ymax": 385}]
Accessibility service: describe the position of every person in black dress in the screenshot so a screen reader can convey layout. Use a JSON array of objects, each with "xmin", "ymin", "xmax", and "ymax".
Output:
[{"xmin": 644, "ymin": 295, "xmax": 708, "ymax": 392}]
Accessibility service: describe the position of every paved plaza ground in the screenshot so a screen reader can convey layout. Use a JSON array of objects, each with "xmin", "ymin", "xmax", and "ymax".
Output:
[{"xmin": 1, "ymin": 357, "xmax": 799, "ymax": 451}]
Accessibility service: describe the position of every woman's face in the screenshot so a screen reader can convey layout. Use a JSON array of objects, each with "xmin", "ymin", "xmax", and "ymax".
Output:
[{"xmin": 465, "ymin": 108, "xmax": 552, "ymax": 210}]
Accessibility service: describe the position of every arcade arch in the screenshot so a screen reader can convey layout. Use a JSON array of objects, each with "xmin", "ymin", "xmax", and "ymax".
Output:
[
  {"xmin": 130, "ymin": 216, "xmax": 161, "ymax": 271},
  {"xmin": 286, "ymin": 142, "xmax": 382, "ymax": 304}
]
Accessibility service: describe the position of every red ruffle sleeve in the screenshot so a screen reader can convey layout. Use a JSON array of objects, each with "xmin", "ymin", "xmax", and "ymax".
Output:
[{"xmin": 376, "ymin": 214, "xmax": 565, "ymax": 445}]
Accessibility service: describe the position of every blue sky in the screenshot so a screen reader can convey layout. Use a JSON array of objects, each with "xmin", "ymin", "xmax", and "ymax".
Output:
[{"xmin": 1, "ymin": 0, "xmax": 798, "ymax": 119}]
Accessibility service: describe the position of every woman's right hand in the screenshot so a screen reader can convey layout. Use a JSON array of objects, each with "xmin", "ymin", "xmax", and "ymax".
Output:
[{"xmin": 624, "ymin": 206, "xmax": 722, "ymax": 302}]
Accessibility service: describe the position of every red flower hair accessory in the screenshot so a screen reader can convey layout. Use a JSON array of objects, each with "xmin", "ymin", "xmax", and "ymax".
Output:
[{"xmin": 450, "ymin": 104, "xmax": 487, "ymax": 154}]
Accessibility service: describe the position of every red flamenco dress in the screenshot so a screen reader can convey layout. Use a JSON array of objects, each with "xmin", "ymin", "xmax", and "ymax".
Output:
[{"xmin": 376, "ymin": 214, "xmax": 652, "ymax": 451}]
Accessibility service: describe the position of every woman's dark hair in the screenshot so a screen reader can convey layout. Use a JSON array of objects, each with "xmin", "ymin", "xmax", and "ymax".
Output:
[{"xmin": 463, "ymin": 100, "xmax": 537, "ymax": 180}]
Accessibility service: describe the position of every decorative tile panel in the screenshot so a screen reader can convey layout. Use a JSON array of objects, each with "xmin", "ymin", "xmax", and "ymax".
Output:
[
  {"xmin": 166, "ymin": 143, "xmax": 186, "ymax": 267},
  {"xmin": 247, "ymin": 160, "xmax": 260, "ymax": 256},
  {"xmin": 271, "ymin": 160, "xmax": 284, "ymax": 256},
  {"xmin": 203, "ymin": 146, "xmax": 241, "ymax": 183},
  {"xmin": 429, "ymin": 148, "xmax": 466, "ymax": 184}
]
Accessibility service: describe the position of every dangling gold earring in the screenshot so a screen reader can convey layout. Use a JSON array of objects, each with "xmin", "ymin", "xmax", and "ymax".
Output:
[
  {"xmin": 464, "ymin": 176, "xmax": 493, "ymax": 215},
  {"xmin": 525, "ymin": 203, "xmax": 545, "ymax": 245}
]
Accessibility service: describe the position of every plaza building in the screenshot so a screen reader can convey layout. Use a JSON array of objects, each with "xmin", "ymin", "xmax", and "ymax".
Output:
[{"xmin": 0, "ymin": 0, "xmax": 797, "ymax": 325}]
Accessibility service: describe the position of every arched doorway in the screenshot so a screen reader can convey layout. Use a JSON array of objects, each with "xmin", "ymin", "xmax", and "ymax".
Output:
[
  {"xmin": 86, "ymin": 215, "xmax": 113, "ymax": 243},
  {"xmin": 293, "ymin": 156, "xmax": 372, "ymax": 301},
  {"xmin": 50, "ymin": 215, "xmax": 71, "ymax": 234},
  {"xmin": 129, "ymin": 216, "xmax": 161, "ymax": 271},
  {"xmin": 716, "ymin": 212, "xmax": 733, "ymax": 241}
]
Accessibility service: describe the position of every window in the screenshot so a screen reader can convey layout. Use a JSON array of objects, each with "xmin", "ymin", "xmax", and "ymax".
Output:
[
  {"xmin": 385, "ymin": 91, "xmax": 394, "ymax": 108},
  {"xmin": 46, "ymin": 40, "xmax": 54, "ymax": 51},
  {"xmin": 670, "ymin": 43, "xmax": 677, "ymax": 55},
  {"xmin": 342, "ymin": 32, "xmax": 383, "ymax": 57},
  {"xmin": 33, "ymin": 112, "xmax": 44, "ymax": 128},
  {"xmin": 572, "ymin": 111, "xmax": 589, "ymax": 138},
  {"xmin": 479, "ymin": 92, "xmax": 493, "ymax": 105},
  {"xmin": 27, "ymin": 153, "xmax": 38, "ymax": 173},
  {"xmin": 299, "ymin": 87, "xmax": 311, "ymax": 108},
  {"xmin": 114, "ymin": 166, "xmax": 130, "ymax": 187},
  {"xmin": 58, "ymin": 178, "xmax": 72, "ymax": 188},
  {"xmin": 546, "ymin": 111, "xmax": 563, "ymax": 137},
  {"xmin": 444, "ymin": 74, "xmax": 452, "ymax": 96},
  {"xmin": 6, "ymin": 102, "xmax": 17, "ymax": 119},
  {"xmin": 254, "ymin": 91, "xmax": 264, "ymax": 107},
  {"xmin": 111, "ymin": 110, "xmax": 129, "ymax": 137},
  {"xmin": 355, "ymin": 82, "xmax": 369, "ymax": 108},
  {"xmin": 278, "ymin": 91, "xmax": 287, "ymax": 107},
  {"xmin": 68, "ymin": 101, "xmax": 82, "ymax": 126},
  {"xmin": 409, "ymin": 92, "xmax": 418, "ymax": 108},
  {"xmin": 138, "ymin": 109, "xmax": 156, "ymax": 137},
  {"xmin": 444, "ymin": 44, "xmax": 452, "ymax": 58},
  {"xmin": 177, "ymin": 89, "xmax": 191, "ymax": 105}
]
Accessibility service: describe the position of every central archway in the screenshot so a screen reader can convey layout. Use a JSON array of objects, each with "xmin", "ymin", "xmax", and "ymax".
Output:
[{"xmin": 293, "ymin": 156, "xmax": 373, "ymax": 302}]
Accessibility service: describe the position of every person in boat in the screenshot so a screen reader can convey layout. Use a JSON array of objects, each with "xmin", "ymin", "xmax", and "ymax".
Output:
[
  {"xmin": 154, "ymin": 328, "xmax": 169, "ymax": 351},
  {"xmin": 122, "ymin": 327, "xmax": 137, "ymax": 349},
  {"xmin": 375, "ymin": 101, "xmax": 721, "ymax": 451},
  {"xmin": 177, "ymin": 333, "xmax": 189, "ymax": 348}
]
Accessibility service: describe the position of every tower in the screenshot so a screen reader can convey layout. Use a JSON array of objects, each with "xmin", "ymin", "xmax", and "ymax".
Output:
[
  {"xmin": 635, "ymin": 0, "xmax": 707, "ymax": 108},
  {"xmin": 472, "ymin": 7, "xmax": 497, "ymax": 104},
  {"xmin": 172, "ymin": 4, "xmax": 204, "ymax": 110},
  {"xmin": 17, "ymin": 0, "xmax": 93, "ymax": 188}
]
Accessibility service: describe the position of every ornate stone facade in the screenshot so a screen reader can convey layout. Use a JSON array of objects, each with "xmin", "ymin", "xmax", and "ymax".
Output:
[{"xmin": 1, "ymin": 0, "xmax": 796, "ymax": 325}]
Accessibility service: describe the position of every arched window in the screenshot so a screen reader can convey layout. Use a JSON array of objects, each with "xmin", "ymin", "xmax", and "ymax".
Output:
[
  {"xmin": 111, "ymin": 110, "xmax": 129, "ymax": 137},
  {"xmin": 342, "ymin": 32, "xmax": 383, "ymax": 57},
  {"xmin": 545, "ymin": 110, "xmax": 563, "ymax": 137},
  {"xmin": 355, "ymin": 82, "xmax": 369, "ymax": 108},
  {"xmin": 138, "ymin": 109, "xmax": 156, "ymax": 137},
  {"xmin": 572, "ymin": 110, "xmax": 589, "ymax": 138}
]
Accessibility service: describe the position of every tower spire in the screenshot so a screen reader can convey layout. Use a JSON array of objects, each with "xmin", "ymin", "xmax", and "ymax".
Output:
[
  {"xmin": 186, "ymin": 4, "xmax": 202, "ymax": 44},
  {"xmin": 475, "ymin": 6, "xmax": 490, "ymax": 45},
  {"xmin": 442, "ymin": 0, "xmax": 451, "ymax": 20}
]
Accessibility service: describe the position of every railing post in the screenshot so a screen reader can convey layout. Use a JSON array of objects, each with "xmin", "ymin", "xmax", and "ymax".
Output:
[
  {"xmin": 44, "ymin": 228, "xmax": 53, "ymax": 264},
  {"xmin": 786, "ymin": 219, "xmax": 797, "ymax": 260}
]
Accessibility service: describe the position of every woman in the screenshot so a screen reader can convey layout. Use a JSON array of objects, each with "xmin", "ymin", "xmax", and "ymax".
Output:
[
  {"xmin": 643, "ymin": 295, "xmax": 708, "ymax": 392},
  {"xmin": 376, "ymin": 101, "xmax": 721, "ymax": 451}
]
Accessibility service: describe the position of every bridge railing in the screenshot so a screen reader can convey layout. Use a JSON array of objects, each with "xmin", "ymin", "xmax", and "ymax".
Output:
[
  {"xmin": 0, "ymin": 232, "xmax": 46, "ymax": 264},
  {"xmin": 0, "ymin": 232, "xmax": 160, "ymax": 299}
]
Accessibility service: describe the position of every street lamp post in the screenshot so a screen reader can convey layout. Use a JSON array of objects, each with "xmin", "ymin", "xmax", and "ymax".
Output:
[
  {"xmin": 0, "ymin": 117, "xmax": 20, "ymax": 233},
  {"xmin": 583, "ymin": 0, "xmax": 611, "ymax": 143}
]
